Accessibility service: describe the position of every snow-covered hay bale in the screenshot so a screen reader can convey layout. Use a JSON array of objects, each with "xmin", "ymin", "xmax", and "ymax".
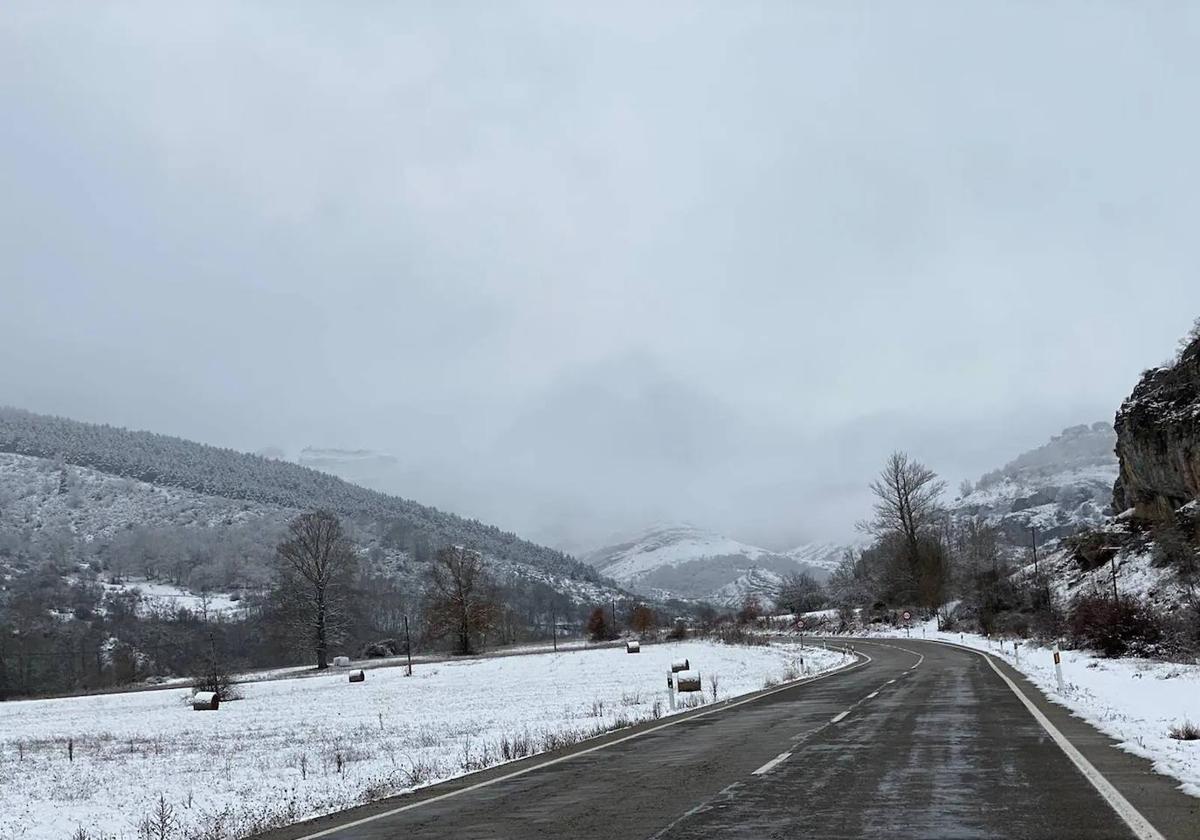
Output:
[
  {"xmin": 675, "ymin": 670, "xmax": 702, "ymax": 693},
  {"xmin": 670, "ymin": 658, "xmax": 690, "ymax": 672},
  {"xmin": 348, "ymin": 670, "xmax": 365, "ymax": 683},
  {"xmin": 626, "ymin": 641, "xmax": 641, "ymax": 653},
  {"xmin": 332, "ymin": 656, "xmax": 351, "ymax": 668},
  {"xmin": 191, "ymin": 691, "xmax": 219, "ymax": 711}
]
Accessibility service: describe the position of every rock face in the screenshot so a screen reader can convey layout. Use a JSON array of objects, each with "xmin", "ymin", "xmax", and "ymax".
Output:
[{"xmin": 1113, "ymin": 335, "xmax": 1200, "ymax": 523}]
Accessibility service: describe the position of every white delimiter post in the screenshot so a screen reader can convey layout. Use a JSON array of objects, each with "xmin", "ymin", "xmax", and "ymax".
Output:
[
  {"xmin": 667, "ymin": 670, "xmax": 676, "ymax": 711},
  {"xmin": 1053, "ymin": 649, "xmax": 1065, "ymax": 692}
]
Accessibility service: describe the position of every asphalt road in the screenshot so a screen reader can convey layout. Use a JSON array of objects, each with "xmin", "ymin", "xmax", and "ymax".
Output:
[{"xmin": 260, "ymin": 639, "xmax": 1200, "ymax": 840}]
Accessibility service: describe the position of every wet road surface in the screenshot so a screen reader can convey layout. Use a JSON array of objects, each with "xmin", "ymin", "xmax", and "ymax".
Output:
[{"xmin": 260, "ymin": 640, "xmax": 1200, "ymax": 840}]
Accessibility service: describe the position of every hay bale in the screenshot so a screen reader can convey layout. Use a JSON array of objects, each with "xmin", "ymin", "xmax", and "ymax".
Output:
[
  {"xmin": 332, "ymin": 655, "xmax": 351, "ymax": 668},
  {"xmin": 670, "ymin": 658, "xmax": 690, "ymax": 672},
  {"xmin": 626, "ymin": 640, "xmax": 641, "ymax": 653},
  {"xmin": 675, "ymin": 670, "xmax": 702, "ymax": 693},
  {"xmin": 192, "ymin": 691, "xmax": 219, "ymax": 711},
  {"xmin": 349, "ymin": 669, "xmax": 365, "ymax": 683}
]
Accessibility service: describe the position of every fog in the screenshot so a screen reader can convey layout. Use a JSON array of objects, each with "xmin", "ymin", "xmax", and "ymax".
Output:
[{"xmin": 2, "ymin": 3, "xmax": 1199, "ymax": 552}]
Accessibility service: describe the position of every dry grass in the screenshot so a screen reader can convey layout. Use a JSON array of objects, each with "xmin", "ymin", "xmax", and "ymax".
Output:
[{"xmin": 1168, "ymin": 720, "xmax": 1200, "ymax": 741}]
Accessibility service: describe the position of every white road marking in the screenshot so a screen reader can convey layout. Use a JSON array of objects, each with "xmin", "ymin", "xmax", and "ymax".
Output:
[
  {"xmin": 287, "ymin": 645, "xmax": 871, "ymax": 840},
  {"xmin": 752, "ymin": 751, "xmax": 792, "ymax": 776},
  {"xmin": 866, "ymin": 691, "xmax": 878, "ymax": 699},
  {"xmin": 831, "ymin": 710, "xmax": 849, "ymax": 723},
  {"xmin": 929, "ymin": 640, "xmax": 1168, "ymax": 840},
  {"xmin": 886, "ymin": 679, "xmax": 895, "ymax": 684}
]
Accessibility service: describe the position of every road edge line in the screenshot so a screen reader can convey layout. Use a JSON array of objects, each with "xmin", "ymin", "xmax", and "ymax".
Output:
[
  {"xmin": 921, "ymin": 638, "xmax": 1167, "ymax": 840},
  {"xmin": 287, "ymin": 645, "xmax": 871, "ymax": 840}
]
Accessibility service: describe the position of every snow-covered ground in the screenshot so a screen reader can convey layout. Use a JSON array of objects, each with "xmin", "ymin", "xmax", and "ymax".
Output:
[
  {"xmin": 0, "ymin": 639, "xmax": 848, "ymax": 840},
  {"xmin": 865, "ymin": 621, "xmax": 1200, "ymax": 798},
  {"xmin": 101, "ymin": 579, "xmax": 247, "ymax": 618}
]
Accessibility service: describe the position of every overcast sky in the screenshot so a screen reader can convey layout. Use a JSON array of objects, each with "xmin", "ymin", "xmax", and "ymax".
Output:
[{"xmin": 2, "ymin": 3, "xmax": 1198, "ymax": 551}]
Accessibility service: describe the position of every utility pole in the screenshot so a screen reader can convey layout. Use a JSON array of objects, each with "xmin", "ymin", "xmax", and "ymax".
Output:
[
  {"xmin": 1031, "ymin": 527, "xmax": 1039, "ymax": 581},
  {"xmin": 551, "ymin": 607, "xmax": 557, "ymax": 652},
  {"xmin": 403, "ymin": 615, "xmax": 413, "ymax": 677},
  {"xmin": 1110, "ymin": 555, "xmax": 1120, "ymax": 602},
  {"xmin": 611, "ymin": 599, "xmax": 617, "ymax": 636}
]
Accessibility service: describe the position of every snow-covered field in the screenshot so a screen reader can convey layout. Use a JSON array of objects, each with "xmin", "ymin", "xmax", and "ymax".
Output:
[
  {"xmin": 0, "ymin": 639, "xmax": 847, "ymax": 840},
  {"xmin": 866, "ymin": 622, "xmax": 1200, "ymax": 798}
]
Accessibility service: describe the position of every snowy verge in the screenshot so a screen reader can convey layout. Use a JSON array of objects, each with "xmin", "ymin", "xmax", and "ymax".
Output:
[
  {"xmin": 0, "ymin": 639, "xmax": 849, "ymax": 840},
  {"xmin": 862, "ymin": 622, "xmax": 1200, "ymax": 798}
]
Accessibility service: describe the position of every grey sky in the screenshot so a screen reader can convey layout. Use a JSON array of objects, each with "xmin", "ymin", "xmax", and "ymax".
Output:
[{"xmin": 2, "ymin": 3, "xmax": 1198, "ymax": 551}]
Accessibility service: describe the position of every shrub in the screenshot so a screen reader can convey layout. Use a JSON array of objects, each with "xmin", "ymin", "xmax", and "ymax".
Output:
[
  {"xmin": 1168, "ymin": 721, "xmax": 1200, "ymax": 741},
  {"xmin": 191, "ymin": 658, "xmax": 241, "ymax": 703},
  {"xmin": 1067, "ymin": 595, "xmax": 1164, "ymax": 658},
  {"xmin": 713, "ymin": 625, "xmax": 768, "ymax": 646}
]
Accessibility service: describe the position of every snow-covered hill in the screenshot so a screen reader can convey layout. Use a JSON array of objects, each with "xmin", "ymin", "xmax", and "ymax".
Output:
[
  {"xmin": 0, "ymin": 408, "xmax": 626, "ymax": 609},
  {"xmin": 785, "ymin": 542, "xmax": 846, "ymax": 574},
  {"xmin": 583, "ymin": 523, "xmax": 837, "ymax": 607},
  {"xmin": 951, "ymin": 422, "xmax": 1118, "ymax": 547}
]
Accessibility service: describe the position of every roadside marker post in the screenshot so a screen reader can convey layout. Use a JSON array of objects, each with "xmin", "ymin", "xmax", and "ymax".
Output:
[
  {"xmin": 1053, "ymin": 649, "xmax": 1065, "ymax": 693},
  {"xmin": 667, "ymin": 670, "xmax": 676, "ymax": 711}
]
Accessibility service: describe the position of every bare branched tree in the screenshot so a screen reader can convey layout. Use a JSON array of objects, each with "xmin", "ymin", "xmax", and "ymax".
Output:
[
  {"xmin": 425, "ymin": 546, "xmax": 498, "ymax": 655},
  {"xmin": 275, "ymin": 510, "xmax": 356, "ymax": 669},
  {"xmin": 860, "ymin": 451, "xmax": 946, "ymax": 556},
  {"xmin": 859, "ymin": 452, "xmax": 952, "ymax": 613},
  {"xmin": 776, "ymin": 571, "xmax": 826, "ymax": 615},
  {"xmin": 628, "ymin": 604, "xmax": 657, "ymax": 637}
]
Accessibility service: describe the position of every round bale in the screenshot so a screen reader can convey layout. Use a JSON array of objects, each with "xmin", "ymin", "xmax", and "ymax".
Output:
[
  {"xmin": 349, "ymin": 669, "xmax": 365, "ymax": 683},
  {"xmin": 192, "ymin": 691, "xmax": 219, "ymax": 711},
  {"xmin": 675, "ymin": 670, "xmax": 702, "ymax": 693},
  {"xmin": 626, "ymin": 640, "xmax": 641, "ymax": 653}
]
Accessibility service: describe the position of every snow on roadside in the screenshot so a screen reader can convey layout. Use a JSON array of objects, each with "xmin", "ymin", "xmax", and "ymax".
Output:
[
  {"xmin": 0, "ymin": 639, "xmax": 848, "ymax": 840},
  {"xmin": 865, "ymin": 622, "xmax": 1200, "ymax": 797}
]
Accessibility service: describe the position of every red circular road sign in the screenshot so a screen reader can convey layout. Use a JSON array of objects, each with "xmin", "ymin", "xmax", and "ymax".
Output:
[{"xmin": 902, "ymin": 610, "xmax": 912, "ymax": 621}]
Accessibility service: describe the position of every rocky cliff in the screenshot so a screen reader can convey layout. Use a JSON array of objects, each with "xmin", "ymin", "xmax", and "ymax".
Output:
[{"xmin": 1112, "ymin": 333, "xmax": 1200, "ymax": 524}]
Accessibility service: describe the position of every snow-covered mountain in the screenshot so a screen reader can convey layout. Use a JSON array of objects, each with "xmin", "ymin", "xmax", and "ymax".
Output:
[
  {"xmin": 583, "ymin": 523, "xmax": 838, "ymax": 607},
  {"xmin": 951, "ymin": 422, "xmax": 1118, "ymax": 547}
]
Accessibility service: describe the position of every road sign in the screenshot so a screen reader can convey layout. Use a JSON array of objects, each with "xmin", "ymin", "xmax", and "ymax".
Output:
[{"xmin": 902, "ymin": 610, "xmax": 912, "ymax": 622}]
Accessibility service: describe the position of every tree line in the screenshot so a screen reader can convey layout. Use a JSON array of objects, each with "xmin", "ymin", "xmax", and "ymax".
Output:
[{"xmin": 0, "ymin": 508, "xmax": 610, "ymax": 698}]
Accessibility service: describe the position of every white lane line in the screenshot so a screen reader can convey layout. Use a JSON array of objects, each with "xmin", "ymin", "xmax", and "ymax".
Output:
[
  {"xmin": 886, "ymin": 679, "xmax": 895, "ymax": 684},
  {"xmin": 287, "ymin": 646, "xmax": 872, "ymax": 840},
  {"xmin": 831, "ymin": 710, "xmax": 849, "ymax": 723},
  {"xmin": 752, "ymin": 751, "xmax": 792, "ymax": 776},
  {"xmin": 928, "ymin": 640, "xmax": 1166, "ymax": 840},
  {"xmin": 866, "ymin": 691, "xmax": 878, "ymax": 699}
]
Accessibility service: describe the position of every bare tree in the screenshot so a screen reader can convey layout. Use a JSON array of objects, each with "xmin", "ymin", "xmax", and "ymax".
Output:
[
  {"xmin": 425, "ymin": 546, "xmax": 498, "ymax": 655},
  {"xmin": 628, "ymin": 604, "xmax": 657, "ymax": 637},
  {"xmin": 275, "ymin": 511, "xmax": 356, "ymax": 670},
  {"xmin": 776, "ymin": 571, "xmax": 826, "ymax": 615},
  {"xmin": 586, "ymin": 605, "xmax": 616, "ymax": 641},
  {"xmin": 861, "ymin": 451, "xmax": 946, "ymax": 555},
  {"xmin": 860, "ymin": 452, "xmax": 951, "ymax": 613}
]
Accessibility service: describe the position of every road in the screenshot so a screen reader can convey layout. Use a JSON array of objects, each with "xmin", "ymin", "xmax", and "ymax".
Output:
[{"xmin": 260, "ymin": 639, "xmax": 1200, "ymax": 840}]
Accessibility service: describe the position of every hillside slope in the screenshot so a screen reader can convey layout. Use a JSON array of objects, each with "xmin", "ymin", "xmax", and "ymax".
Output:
[
  {"xmin": 0, "ymin": 407, "xmax": 619, "ymax": 603},
  {"xmin": 951, "ymin": 422, "xmax": 1118, "ymax": 547}
]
